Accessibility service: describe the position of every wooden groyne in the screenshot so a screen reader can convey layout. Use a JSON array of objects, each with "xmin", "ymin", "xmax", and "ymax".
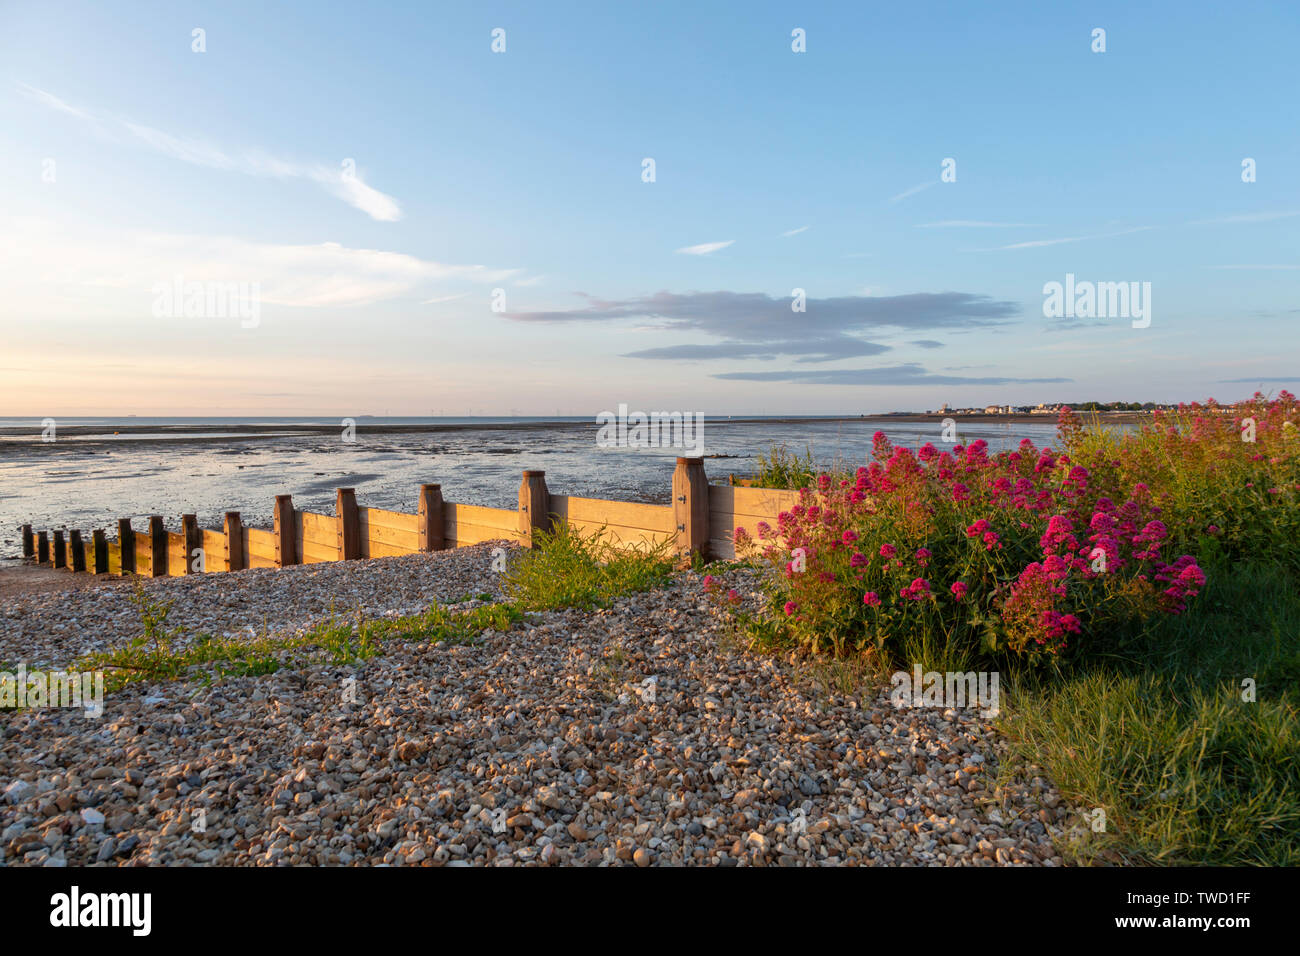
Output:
[{"xmin": 17, "ymin": 458, "xmax": 799, "ymax": 577}]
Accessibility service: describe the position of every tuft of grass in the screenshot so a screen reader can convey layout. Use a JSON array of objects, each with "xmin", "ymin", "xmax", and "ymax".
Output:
[
  {"xmin": 502, "ymin": 523, "xmax": 676, "ymax": 610},
  {"xmin": 999, "ymin": 557, "xmax": 1300, "ymax": 866},
  {"xmin": 80, "ymin": 600, "xmax": 522, "ymax": 692}
]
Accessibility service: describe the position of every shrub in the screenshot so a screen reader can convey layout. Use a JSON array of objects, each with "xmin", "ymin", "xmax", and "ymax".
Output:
[{"xmin": 737, "ymin": 417, "xmax": 1218, "ymax": 663}]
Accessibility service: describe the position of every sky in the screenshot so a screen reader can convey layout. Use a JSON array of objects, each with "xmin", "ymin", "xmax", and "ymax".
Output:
[{"xmin": 1, "ymin": 0, "xmax": 1297, "ymax": 417}]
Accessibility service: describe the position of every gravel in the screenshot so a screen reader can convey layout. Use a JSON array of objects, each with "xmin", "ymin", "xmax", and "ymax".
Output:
[
  {"xmin": 0, "ymin": 551, "xmax": 1067, "ymax": 866},
  {"xmin": 1, "ymin": 545, "xmax": 514, "ymax": 668}
]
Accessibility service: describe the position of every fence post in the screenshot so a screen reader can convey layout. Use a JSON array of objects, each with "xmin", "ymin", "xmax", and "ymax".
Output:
[
  {"xmin": 518, "ymin": 470, "xmax": 550, "ymax": 549},
  {"xmin": 21, "ymin": 524, "xmax": 33, "ymax": 560},
  {"xmin": 418, "ymin": 483, "xmax": 445, "ymax": 552},
  {"xmin": 672, "ymin": 456, "xmax": 710, "ymax": 560},
  {"xmin": 69, "ymin": 531, "xmax": 86, "ymax": 572},
  {"xmin": 336, "ymin": 488, "xmax": 360, "ymax": 560},
  {"xmin": 224, "ymin": 512, "xmax": 245, "ymax": 571},
  {"xmin": 53, "ymin": 530, "xmax": 67, "ymax": 569},
  {"xmin": 37, "ymin": 531, "xmax": 49, "ymax": 565},
  {"xmin": 93, "ymin": 530, "xmax": 108, "ymax": 574},
  {"xmin": 274, "ymin": 495, "xmax": 298, "ymax": 567},
  {"xmin": 118, "ymin": 518, "xmax": 136, "ymax": 574},
  {"xmin": 149, "ymin": 516, "xmax": 167, "ymax": 577},
  {"xmin": 183, "ymin": 514, "xmax": 201, "ymax": 573}
]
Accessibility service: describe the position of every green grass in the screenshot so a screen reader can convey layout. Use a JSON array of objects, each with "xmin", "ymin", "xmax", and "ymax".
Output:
[
  {"xmin": 502, "ymin": 522, "xmax": 676, "ymax": 610},
  {"xmin": 999, "ymin": 557, "xmax": 1300, "ymax": 865},
  {"xmin": 79, "ymin": 593, "xmax": 523, "ymax": 692}
]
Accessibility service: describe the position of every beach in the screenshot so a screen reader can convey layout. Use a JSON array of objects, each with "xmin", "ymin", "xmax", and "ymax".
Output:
[{"xmin": 0, "ymin": 546, "xmax": 1064, "ymax": 867}]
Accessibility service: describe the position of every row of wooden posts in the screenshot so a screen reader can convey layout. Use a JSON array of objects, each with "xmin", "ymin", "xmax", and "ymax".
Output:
[{"xmin": 18, "ymin": 458, "xmax": 739, "ymax": 576}]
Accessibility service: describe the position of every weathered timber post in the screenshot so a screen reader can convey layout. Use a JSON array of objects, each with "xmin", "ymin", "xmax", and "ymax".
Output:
[
  {"xmin": 118, "ymin": 518, "xmax": 136, "ymax": 574},
  {"xmin": 92, "ymin": 530, "xmax": 108, "ymax": 574},
  {"xmin": 518, "ymin": 470, "xmax": 551, "ymax": 549},
  {"xmin": 418, "ymin": 483, "xmax": 445, "ymax": 552},
  {"xmin": 672, "ymin": 456, "xmax": 710, "ymax": 560},
  {"xmin": 336, "ymin": 488, "xmax": 361, "ymax": 560},
  {"xmin": 182, "ymin": 514, "xmax": 201, "ymax": 573},
  {"xmin": 69, "ymin": 531, "xmax": 86, "ymax": 572},
  {"xmin": 149, "ymin": 516, "xmax": 167, "ymax": 577},
  {"xmin": 224, "ymin": 512, "xmax": 245, "ymax": 571},
  {"xmin": 273, "ymin": 495, "xmax": 298, "ymax": 567},
  {"xmin": 21, "ymin": 524, "xmax": 34, "ymax": 560},
  {"xmin": 37, "ymin": 531, "xmax": 49, "ymax": 565},
  {"xmin": 53, "ymin": 530, "xmax": 67, "ymax": 569}
]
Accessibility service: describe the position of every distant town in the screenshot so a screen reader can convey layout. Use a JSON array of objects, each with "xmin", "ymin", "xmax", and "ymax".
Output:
[{"xmin": 926, "ymin": 401, "xmax": 1186, "ymax": 417}]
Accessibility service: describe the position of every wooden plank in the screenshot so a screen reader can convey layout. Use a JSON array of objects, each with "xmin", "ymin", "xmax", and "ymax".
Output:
[
  {"xmin": 444, "ymin": 502, "xmax": 519, "ymax": 534},
  {"xmin": 107, "ymin": 541, "xmax": 122, "ymax": 575},
  {"xmin": 167, "ymin": 532, "xmax": 187, "ymax": 576},
  {"xmin": 135, "ymin": 531, "xmax": 154, "ymax": 575},
  {"xmin": 365, "ymin": 539, "xmax": 417, "ymax": 559},
  {"xmin": 359, "ymin": 506, "xmax": 420, "ymax": 534},
  {"xmin": 336, "ymin": 488, "xmax": 361, "ymax": 560},
  {"xmin": 225, "ymin": 513, "xmax": 245, "ymax": 571},
  {"xmin": 560, "ymin": 517, "xmax": 672, "ymax": 551},
  {"xmin": 301, "ymin": 540, "xmax": 339, "ymax": 564},
  {"xmin": 419, "ymin": 484, "xmax": 445, "ymax": 551},
  {"xmin": 358, "ymin": 511, "xmax": 419, "ymax": 554},
  {"xmin": 201, "ymin": 530, "xmax": 227, "ymax": 572},
  {"xmin": 246, "ymin": 528, "xmax": 278, "ymax": 562},
  {"xmin": 444, "ymin": 521, "xmax": 520, "ymax": 548},
  {"xmin": 673, "ymin": 457, "xmax": 709, "ymax": 557},
  {"xmin": 551, "ymin": 495, "xmax": 674, "ymax": 533},
  {"xmin": 708, "ymin": 484, "xmax": 801, "ymax": 519}
]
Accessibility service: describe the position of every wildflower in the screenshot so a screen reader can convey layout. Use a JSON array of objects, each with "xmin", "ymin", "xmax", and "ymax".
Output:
[
  {"xmin": 862, "ymin": 591, "xmax": 881, "ymax": 607},
  {"xmin": 842, "ymin": 529, "xmax": 859, "ymax": 545},
  {"xmin": 879, "ymin": 543, "xmax": 897, "ymax": 558},
  {"xmin": 915, "ymin": 547, "xmax": 931, "ymax": 566},
  {"xmin": 726, "ymin": 589, "xmax": 740, "ymax": 604},
  {"xmin": 849, "ymin": 552, "xmax": 868, "ymax": 568},
  {"xmin": 783, "ymin": 601, "xmax": 798, "ymax": 616},
  {"xmin": 982, "ymin": 531, "xmax": 1002, "ymax": 551},
  {"xmin": 950, "ymin": 581, "xmax": 968, "ymax": 600}
]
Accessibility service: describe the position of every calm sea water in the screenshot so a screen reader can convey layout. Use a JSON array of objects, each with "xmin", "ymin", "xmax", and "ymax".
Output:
[{"xmin": 0, "ymin": 416, "xmax": 1062, "ymax": 560}]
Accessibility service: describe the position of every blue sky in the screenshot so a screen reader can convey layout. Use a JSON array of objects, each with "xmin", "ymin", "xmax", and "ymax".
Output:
[{"xmin": 1, "ymin": 0, "xmax": 1297, "ymax": 415}]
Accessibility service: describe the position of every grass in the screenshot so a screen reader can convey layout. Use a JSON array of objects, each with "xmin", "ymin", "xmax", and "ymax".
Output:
[
  {"xmin": 80, "ymin": 585, "xmax": 524, "ymax": 692},
  {"xmin": 998, "ymin": 556, "xmax": 1300, "ymax": 865},
  {"xmin": 502, "ymin": 522, "xmax": 676, "ymax": 611}
]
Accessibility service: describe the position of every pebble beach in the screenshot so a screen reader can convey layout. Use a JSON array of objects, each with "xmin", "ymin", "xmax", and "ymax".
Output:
[{"xmin": 1, "ymin": 546, "xmax": 1067, "ymax": 866}]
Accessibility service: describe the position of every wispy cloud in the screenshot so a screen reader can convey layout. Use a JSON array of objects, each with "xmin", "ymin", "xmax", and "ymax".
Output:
[
  {"xmin": 1190, "ymin": 210, "xmax": 1300, "ymax": 226},
  {"xmin": 916, "ymin": 220, "xmax": 1038, "ymax": 228},
  {"xmin": 781, "ymin": 225, "xmax": 810, "ymax": 237},
  {"xmin": 984, "ymin": 226, "xmax": 1154, "ymax": 251},
  {"xmin": 714, "ymin": 363, "xmax": 1069, "ymax": 386},
  {"xmin": 20, "ymin": 83, "xmax": 403, "ymax": 221},
  {"xmin": 1210, "ymin": 264, "xmax": 1300, "ymax": 271},
  {"xmin": 890, "ymin": 181, "xmax": 936, "ymax": 203},
  {"xmin": 0, "ymin": 222, "xmax": 519, "ymax": 310},
  {"xmin": 675, "ymin": 240, "xmax": 734, "ymax": 256}
]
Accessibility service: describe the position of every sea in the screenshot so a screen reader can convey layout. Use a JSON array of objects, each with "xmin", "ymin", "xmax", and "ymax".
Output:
[{"xmin": 0, "ymin": 415, "xmax": 1062, "ymax": 561}]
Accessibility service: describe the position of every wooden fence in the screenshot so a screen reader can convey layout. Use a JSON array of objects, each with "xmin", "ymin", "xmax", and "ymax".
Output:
[{"xmin": 18, "ymin": 458, "xmax": 801, "ymax": 579}]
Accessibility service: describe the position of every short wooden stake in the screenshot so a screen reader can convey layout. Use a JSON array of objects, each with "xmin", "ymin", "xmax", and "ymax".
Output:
[
  {"xmin": 149, "ymin": 516, "xmax": 167, "ymax": 577},
  {"xmin": 274, "ymin": 495, "xmax": 298, "ymax": 567},
  {"xmin": 37, "ymin": 531, "xmax": 49, "ymax": 565},
  {"xmin": 92, "ymin": 530, "xmax": 108, "ymax": 574},
  {"xmin": 69, "ymin": 531, "xmax": 86, "ymax": 572},
  {"xmin": 53, "ymin": 530, "xmax": 67, "ymax": 569},
  {"xmin": 672, "ymin": 456, "xmax": 710, "ymax": 560},
  {"xmin": 418, "ymin": 483, "xmax": 445, "ymax": 552},
  {"xmin": 118, "ymin": 518, "xmax": 136, "ymax": 574},
  {"xmin": 182, "ymin": 514, "xmax": 201, "ymax": 573},
  {"xmin": 224, "ymin": 512, "xmax": 245, "ymax": 571},
  {"xmin": 336, "ymin": 488, "xmax": 361, "ymax": 560},
  {"xmin": 518, "ymin": 470, "xmax": 551, "ymax": 549},
  {"xmin": 21, "ymin": 524, "xmax": 34, "ymax": 560}
]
